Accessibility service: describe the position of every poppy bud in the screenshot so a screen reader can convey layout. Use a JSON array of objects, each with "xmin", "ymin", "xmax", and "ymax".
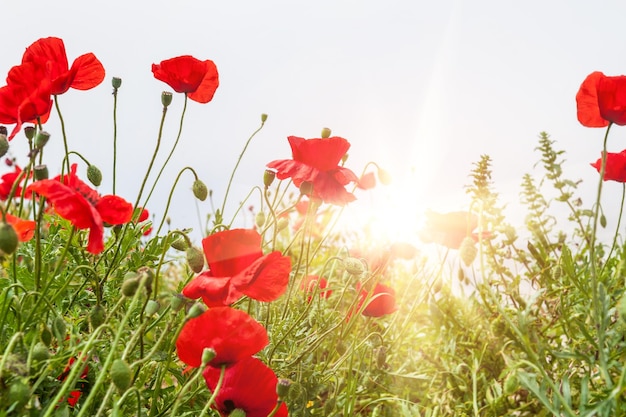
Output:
[
  {"xmin": 321, "ymin": 127, "xmax": 331, "ymax": 138},
  {"xmin": 377, "ymin": 167, "xmax": 392, "ymax": 185},
  {"xmin": 201, "ymin": 348, "xmax": 217, "ymax": 366},
  {"xmin": 34, "ymin": 131, "xmax": 50, "ymax": 149},
  {"xmin": 192, "ymin": 179, "xmax": 208, "ymax": 201},
  {"xmin": 161, "ymin": 91, "xmax": 173, "ymax": 107},
  {"xmin": 0, "ymin": 222, "xmax": 18, "ymax": 254},
  {"xmin": 138, "ymin": 267, "xmax": 154, "ymax": 293},
  {"xmin": 600, "ymin": 214, "xmax": 607, "ymax": 228},
  {"xmin": 263, "ymin": 169, "xmax": 276, "ymax": 188},
  {"xmin": 112, "ymin": 77, "xmax": 122, "ymax": 89},
  {"xmin": 110, "ymin": 359, "xmax": 132, "ymax": 392},
  {"xmin": 186, "ymin": 303, "xmax": 207, "ymax": 320},
  {"xmin": 276, "ymin": 217, "xmax": 289, "ymax": 232},
  {"xmin": 261, "ymin": 113, "xmax": 268, "ymax": 123},
  {"xmin": 459, "ymin": 237, "xmax": 477, "ymax": 266},
  {"xmin": 33, "ymin": 164, "xmax": 49, "ymax": 180},
  {"xmin": 186, "ymin": 247, "xmax": 205, "ymax": 273},
  {"xmin": 255, "ymin": 211, "xmax": 266, "ymax": 228},
  {"xmin": 90, "ymin": 304, "xmax": 107, "ymax": 329},
  {"xmin": 87, "ymin": 165, "xmax": 102, "ymax": 187},
  {"xmin": 276, "ymin": 378, "xmax": 292, "ymax": 400},
  {"xmin": 121, "ymin": 276, "xmax": 140, "ymax": 297},
  {"xmin": 52, "ymin": 316, "xmax": 66, "ymax": 342},
  {"xmin": 229, "ymin": 410, "xmax": 246, "ymax": 417},
  {"xmin": 41, "ymin": 325, "xmax": 52, "ymax": 346},
  {"xmin": 0, "ymin": 134, "xmax": 8, "ymax": 158},
  {"xmin": 31, "ymin": 342, "xmax": 50, "ymax": 363},
  {"xmin": 170, "ymin": 236, "xmax": 188, "ymax": 251},
  {"xmin": 503, "ymin": 372, "xmax": 518, "ymax": 395},
  {"xmin": 145, "ymin": 300, "xmax": 160, "ymax": 317},
  {"xmin": 343, "ymin": 257, "xmax": 365, "ymax": 276},
  {"xmin": 7, "ymin": 379, "xmax": 30, "ymax": 410},
  {"xmin": 170, "ymin": 293, "xmax": 186, "ymax": 311}
]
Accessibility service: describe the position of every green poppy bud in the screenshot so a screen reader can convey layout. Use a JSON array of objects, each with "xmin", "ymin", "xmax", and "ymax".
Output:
[
  {"xmin": 186, "ymin": 303, "xmax": 207, "ymax": 320},
  {"xmin": 112, "ymin": 77, "xmax": 122, "ymax": 89},
  {"xmin": 34, "ymin": 164, "xmax": 49, "ymax": 180},
  {"xmin": 41, "ymin": 325, "xmax": 52, "ymax": 346},
  {"xmin": 90, "ymin": 304, "xmax": 107, "ymax": 329},
  {"xmin": 201, "ymin": 348, "xmax": 217, "ymax": 366},
  {"xmin": 261, "ymin": 113, "xmax": 268, "ymax": 123},
  {"xmin": 23, "ymin": 126, "xmax": 35, "ymax": 140},
  {"xmin": 321, "ymin": 127, "xmax": 331, "ymax": 138},
  {"xmin": 121, "ymin": 277, "xmax": 140, "ymax": 297},
  {"xmin": 87, "ymin": 165, "xmax": 102, "ymax": 187},
  {"xmin": 263, "ymin": 169, "xmax": 276, "ymax": 188},
  {"xmin": 276, "ymin": 378, "xmax": 292, "ymax": 400},
  {"xmin": 276, "ymin": 217, "xmax": 289, "ymax": 232},
  {"xmin": 186, "ymin": 247, "xmax": 205, "ymax": 273},
  {"xmin": 161, "ymin": 91, "xmax": 173, "ymax": 107},
  {"xmin": 170, "ymin": 293, "xmax": 186, "ymax": 311},
  {"xmin": 192, "ymin": 179, "xmax": 208, "ymax": 201},
  {"xmin": 255, "ymin": 211, "xmax": 266, "ymax": 228},
  {"xmin": 8, "ymin": 379, "xmax": 30, "ymax": 409},
  {"xmin": 145, "ymin": 300, "xmax": 160, "ymax": 317},
  {"xmin": 138, "ymin": 267, "xmax": 154, "ymax": 293},
  {"xmin": 170, "ymin": 236, "xmax": 189, "ymax": 251},
  {"xmin": 600, "ymin": 213, "xmax": 607, "ymax": 228},
  {"xmin": 0, "ymin": 134, "xmax": 8, "ymax": 158},
  {"xmin": 34, "ymin": 131, "xmax": 50, "ymax": 149},
  {"xmin": 31, "ymin": 342, "xmax": 50, "ymax": 363},
  {"xmin": 459, "ymin": 236, "xmax": 478, "ymax": 266},
  {"xmin": 343, "ymin": 257, "xmax": 365, "ymax": 276},
  {"xmin": 0, "ymin": 222, "xmax": 18, "ymax": 255},
  {"xmin": 110, "ymin": 359, "xmax": 132, "ymax": 392}
]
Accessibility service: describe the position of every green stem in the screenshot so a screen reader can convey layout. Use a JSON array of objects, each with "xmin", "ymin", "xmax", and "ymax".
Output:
[
  {"xmin": 113, "ymin": 84, "xmax": 119, "ymax": 194},
  {"xmin": 199, "ymin": 365, "xmax": 225, "ymax": 417},
  {"xmin": 54, "ymin": 95, "xmax": 71, "ymax": 177},
  {"xmin": 155, "ymin": 166, "xmax": 199, "ymax": 236}
]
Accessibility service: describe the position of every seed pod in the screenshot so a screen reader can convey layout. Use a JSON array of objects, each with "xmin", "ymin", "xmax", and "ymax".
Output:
[
  {"xmin": 31, "ymin": 342, "xmax": 50, "ymax": 363},
  {"xmin": 0, "ymin": 222, "xmax": 18, "ymax": 255},
  {"xmin": 0, "ymin": 134, "xmax": 9, "ymax": 158},
  {"xmin": 110, "ymin": 359, "xmax": 132, "ymax": 392}
]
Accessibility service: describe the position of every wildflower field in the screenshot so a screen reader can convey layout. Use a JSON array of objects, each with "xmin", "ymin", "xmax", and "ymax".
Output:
[{"xmin": 2, "ymin": 37, "xmax": 626, "ymax": 417}]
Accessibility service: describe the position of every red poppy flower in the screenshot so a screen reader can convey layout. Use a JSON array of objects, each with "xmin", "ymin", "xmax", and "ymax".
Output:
[
  {"xmin": 203, "ymin": 356, "xmax": 289, "ymax": 417},
  {"xmin": 21, "ymin": 37, "xmax": 105, "ymax": 95},
  {"xmin": 182, "ymin": 228, "xmax": 291, "ymax": 307},
  {"xmin": 26, "ymin": 164, "xmax": 133, "ymax": 254},
  {"xmin": 5, "ymin": 213, "xmax": 35, "ymax": 242},
  {"xmin": 577, "ymin": 71, "xmax": 626, "ymax": 127},
  {"xmin": 266, "ymin": 136, "xmax": 359, "ymax": 205},
  {"xmin": 0, "ymin": 165, "xmax": 25, "ymax": 200},
  {"xmin": 357, "ymin": 171, "xmax": 376, "ymax": 190},
  {"xmin": 152, "ymin": 55, "xmax": 219, "ymax": 103},
  {"xmin": 176, "ymin": 307, "xmax": 269, "ymax": 368},
  {"xmin": 57, "ymin": 356, "xmax": 89, "ymax": 408},
  {"xmin": 590, "ymin": 150, "xmax": 626, "ymax": 182},
  {"xmin": 0, "ymin": 63, "xmax": 53, "ymax": 140},
  {"xmin": 357, "ymin": 282, "xmax": 398, "ymax": 317},
  {"xmin": 300, "ymin": 275, "xmax": 332, "ymax": 302},
  {"xmin": 419, "ymin": 211, "xmax": 485, "ymax": 249},
  {"xmin": 136, "ymin": 207, "xmax": 152, "ymax": 236}
]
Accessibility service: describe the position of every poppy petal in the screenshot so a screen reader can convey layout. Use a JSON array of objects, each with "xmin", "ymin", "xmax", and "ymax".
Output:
[
  {"xmin": 187, "ymin": 60, "xmax": 219, "ymax": 103},
  {"xmin": 202, "ymin": 229, "xmax": 263, "ymax": 277},
  {"xmin": 69, "ymin": 53, "xmax": 106, "ymax": 91},
  {"xmin": 95, "ymin": 195, "xmax": 133, "ymax": 225},
  {"xmin": 576, "ymin": 71, "xmax": 610, "ymax": 128},
  {"xmin": 233, "ymin": 251, "xmax": 291, "ymax": 302}
]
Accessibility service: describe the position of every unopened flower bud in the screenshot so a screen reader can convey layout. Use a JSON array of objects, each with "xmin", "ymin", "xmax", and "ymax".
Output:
[
  {"xmin": 192, "ymin": 179, "xmax": 208, "ymax": 201},
  {"xmin": 121, "ymin": 276, "xmax": 140, "ymax": 297},
  {"xmin": 600, "ymin": 214, "xmax": 607, "ymax": 228},
  {"xmin": 263, "ymin": 169, "xmax": 276, "ymax": 188},
  {"xmin": 138, "ymin": 267, "xmax": 154, "ymax": 293},
  {"xmin": 145, "ymin": 300, "xmax": 160, "ymax": 317},
  {"xmin": 161, "ymin": 91, "xmax": 173, "ymax": 107},
  {"xmin": 459, "ymin": 236, "xmax": 478, "ymax": 266},
  {"xmin": 87, "ymin": 165, "xmax": 102, "ymax": 187},
  {"xmin": 90, "ymin": 304, "xmax": 107, "ymax": 329},
  {"xmin": 112, "ymin": 77, "xmax": 122, "ymax": 89},
  {"xmin": 0, "ymin": 222, "xmax": 18, "ymax": 255},
  {"xmin": 255, "ymin": 211, "xmax": 266, "ymax": 228},
  {"xmin": 23, "ymin": 126, "xmax": 35, "ymax": 140},
  {"xmin": 229, "ymin": 410, "xmax": 246, "ymax": 417},
  {"xmin": 201, "ymin": 348, "xmax": 217, "ymax": 366},
  {"xmin": 31, "ymin": 342, "xmax": 50, "ymax": 363},
  {"xmin": 8, "ymin": 380, "xmax": 30, "ymax": 409},
  {"xmin": 33, "ymin": 164, "xmax": 49, "ymax": 180},
  {"xmin": 110, "ymin": 359, "xmax": 132, "ymax": 392},
  {"xmin": 321, "ymin": 127, "xmax": 331, "ymax": 138},
  {"xmin": 186, "ymin": 247, "xmax": 205, "ymax": 273},
  {"xmin": 41, "ymin": 325, "xmax": 52, "ymax": 346},
  {"xmin": 276, "ymin": 217, "xmax": 289, "ymax": 232},
  {"xmin": 170, "ymin": 293, "xmax": 186, "ymax": 311},
  {"xmin": 261, "ymin": 113, "xmax": 268, "ymax": 123},
  {"xmin": 34, "ymin": 131, "xmax": 50, "ymax": 149},
  {"xmin": 186, "ymin": 303, "xmax": 207, "ymax": 320},
  {"xmin": 276, "ymin": 378, "xmax": 292, "ymax": 400},
  {"xmin": 0, "ymin": 134, "xmax": 8, "ymax": 158},
  {"xmin": 52, "ymin": 316, "xmax": 66, "ymax": 342},
  {"xmin": 170, "ymin": 236, "xmax": 188, "ymax": 251},
  {"xmin": 377, "ymin": 167, "xmax": 392, "ymax": 185},
  {"xmin": 343, "ymin": 257, "xmax": 365, "ymax": 276}
]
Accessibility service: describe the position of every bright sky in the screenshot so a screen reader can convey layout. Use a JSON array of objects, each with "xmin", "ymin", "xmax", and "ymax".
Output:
[{"xmin": 2, "ymin": 1, "xmax": 626, "ymax": 244}]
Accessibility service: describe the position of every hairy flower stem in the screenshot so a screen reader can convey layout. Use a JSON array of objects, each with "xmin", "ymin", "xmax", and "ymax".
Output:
[
  {"xmin": 155, "ymin": 166, "xmax": 199, "ymax": 236},
  {"xmin": 54, "ymin": 95, "xmax": 71, "ymax": 177},
  {"xmin": 220, "ymin": 120, "xmax": 266, "ymax": 219},
  {"xmin": 590, "ymin": 123, "xmax": 613, "ymax": 388},
  {"xmin": 143, "ymin": 94, "xmax": 188, "ymax": 210},
  {"xmin": 601, "ymin": 183, "xmax": 626, "ymax": 276},
  {"xmin": 112, "ymin": 83, "xmax": 119, "ymax": 194},
  {"xmin": 199, "ymin": 365, "xmax": 225, "ymax": 417}
]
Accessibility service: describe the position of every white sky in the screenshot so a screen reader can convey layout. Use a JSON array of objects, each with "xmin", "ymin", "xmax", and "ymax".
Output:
[{"xmin": 2, "ymin": 0, "xmax": 626, "ymax": 244}]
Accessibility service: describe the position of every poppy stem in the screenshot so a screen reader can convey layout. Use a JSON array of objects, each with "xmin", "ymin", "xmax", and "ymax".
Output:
[
  {"xmin": 199, "ymin": 365, "xmax": 225, "ymax": 417},
  {"xmin": 600, "ymin": 182, "xmax": 626, "ymax": 277},
  {"xmin": 112, "ymin": 83, "xmax": 119, "ymax": 195},
  {"xmin": 154, "ymin": 166, "xmax": 198, "ymax": 236},
  {"xmin": 53, "ymin": 95, "xmax": 71, "ymax": 177}
]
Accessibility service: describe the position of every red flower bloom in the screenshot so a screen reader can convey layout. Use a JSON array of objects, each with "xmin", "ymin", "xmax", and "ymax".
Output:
[
  {"xmin": 176, "ymin": 307, "xmax": 268, "ymax": 368},
  {"xmin": 300, "ymin": 275, "xmax": 332, "ymax": 302},
  {"xmin": 0, "ymin": 165, "xmax": 25, "ymax": 200},
  {"xmin": 266, "ymin": 136, "xmax": 359, "ymax": 205},
  {"xmin": 357, "ymin": 282, "xmax": 398, "ymax": 317},
  {"xmin": 0, "ymin": 63, "xmax": 53, "ymax": 140},
  {"xmin": 136, "ymin": 207, "xmax": 152, "ymax": 236},
  {"xmin": 182, "ymin": 228, "xmax": 291, "ymax": 307},
  {"xmin": 26, "ymin": 164, "xmax": 133, "ymax": 254},
  {"xmin": 591, "ymin": 150, "xmax": 626, "ymax": 182},
  {"xmin": 152, "ymin": 55, "xmax": 219, "ymax": 103},
  {"xmin": 5, "ymin": 213, "xmax": 36, "ymax": 242},
  {"xmin": 419, "ymin": 210, "xmax": 484, "ymax": 249},
  {"xmin": 203, "ymin": 356, "xmax": 289, "ymax": 417},
  {"xmin": 357, "ymin": 171, "xmax": 376, "ymax": 190},
  {"xmin": 577, "ymin": 71, "xmax": 626, "ymax": 127},
  {"xmin": 57, "ymin": 356, "xmax": 89, "ymax": 408},
  {"xmin": 22, "ymin": 37, "xmax": 105, "ymax": 95}
]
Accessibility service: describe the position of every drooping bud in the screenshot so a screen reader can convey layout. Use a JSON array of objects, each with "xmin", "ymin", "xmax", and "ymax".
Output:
[
  {"xmin": 0, "ymin": 134, "xmax": 9, "ymax": 158},
  {"xmin": 137, "ymin": 267, "xmax": 154, "ymax": 293},
  {"xmin": 321, "ymin": 127, "xmax": 331, "ymax": 138},
  {"xmin": 201, "ymin": 348, "xmax": 217, "ymax": 366},
  {"xmin": 186, "ymin": 247, "xmax": 205, "ymax": 273},
  {"xmin": 600, "ymin": 213, "xmax": 607, "ymax": 228},
  {"xmin": 33, "ymin": 165, "xmax": 49, "ymax": 180},
  {"xmin": 110, "ymin": 359, "xmax": 132, "ymax": 392},
  {"xmin": 459, "ymin": 236, "xmax": 478, "ymax": 266},
  {"xmin": 261, "ymin": 113, "xmax": 268, "ymax": 123},
  {"xmin": 255, "ymin": 211, "xmax": 266, "ymax": 228},
  {"xmin": 377, "ymin": 167, "xmax": 392, "ymax": 185},
  {"xmin": 89, "ymin": 304, "xmax": 107, "ymax": 329},
  {"xmin": 161, "ymin": 91, "xmax": 173, "ymax": 107},
  {"xmin": 343, "ymin": 257, "xmax": 365, "ymax": 276},
  {"xmin": 0, "ymin": 222, "xmax": 18, "ymax": 254},
  {"xmin": 112, "ymin": 77, "xmax": 122, "ymax": 89},
  {"xmin": 87, "ymin": 165, "xmax": 102, "ymax": 187},
  {"xmin": 121, "ymin": 276, "xmax": 140, "ymax": 297},
  {"xmin": 34, "ymin": 131, "xmax": 50, "ymax": 149},
  {"xmin": 276, "ymin": 378, "xmax": 292, "ymax": 400},
  {"xmin": 263, "ymin": 169, "xmax": 276, "ymax": 188},
  {"xmin": 23, "ymin": 126, "xmax": 35, "ymax": 140},
  {"xmin": 192, "ymin": 179, "xmax": 208, "ymax": 201},
  {"xmin": 31, "ymin": 342, "xmax": 51, "ymax": 363},
  {"xmin": 170, "ymin": 236, "xmax": 189, "ymax": 251},
  {"xmin": 276, "ymin": 217, "xmax": 289, "ymax": 232},
  {"xmin": 7, "ymin": 379, "xmax": 30, "ymax": 410},
  {"xmin": 145, "ymin": 300, "xmax": 160, "ymax": 317}
]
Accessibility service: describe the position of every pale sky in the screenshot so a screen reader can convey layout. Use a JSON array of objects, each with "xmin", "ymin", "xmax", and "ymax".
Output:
[{"xmin": 2, "ymin": 1, "xmax": 626, "ymax": 243}]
